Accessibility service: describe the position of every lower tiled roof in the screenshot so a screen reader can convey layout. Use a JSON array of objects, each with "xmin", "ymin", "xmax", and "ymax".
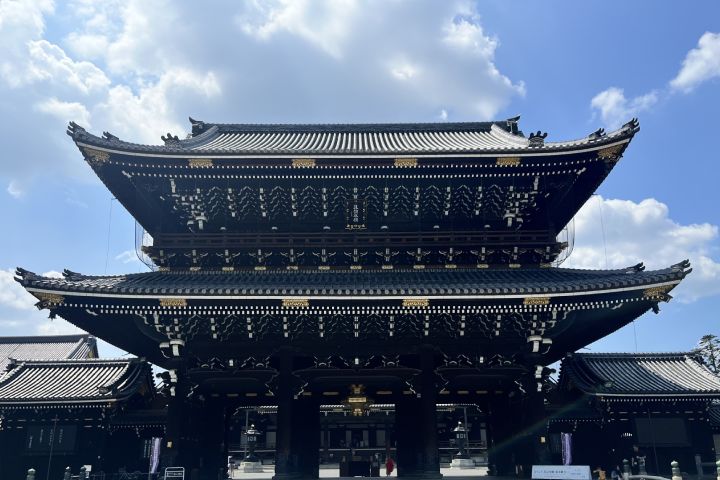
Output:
[
  {"xmin": 0, "ymin": 358, "xmax": 148, "ymax": 406},
  {"xmin": 15, "ymin": 262, "xmax": 690, "ymax": 298},
  {"xmin": 561, "ymin": 353, "xmax": 720, "ymax": 397},
  {"xmin": 0, "ymin": 334, "xmax": 96, "ymax": 372}
]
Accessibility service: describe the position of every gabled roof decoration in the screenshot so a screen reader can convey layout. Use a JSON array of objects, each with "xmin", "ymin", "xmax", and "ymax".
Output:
[
  {"xmin": 561, "ymin": 352, "xmax": 720, "ymax": 398},
  {"xmin": 67, "ymin": 117, "xmax": 639, "ymax": 156}
]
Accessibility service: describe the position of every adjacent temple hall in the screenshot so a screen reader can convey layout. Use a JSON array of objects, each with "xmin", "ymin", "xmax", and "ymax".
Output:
[{"xmin": 11, "ymin": 116, "xmax": 713, "ymax": 479}]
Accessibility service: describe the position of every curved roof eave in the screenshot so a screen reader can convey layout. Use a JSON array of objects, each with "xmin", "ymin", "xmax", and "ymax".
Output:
[
  {"xmin": 14, "ymin": 261, "xmax": 691, "ymax": 300},
  {"xmin": 66, "ymin": 118, "xmax": 640, "ymax": 158}
]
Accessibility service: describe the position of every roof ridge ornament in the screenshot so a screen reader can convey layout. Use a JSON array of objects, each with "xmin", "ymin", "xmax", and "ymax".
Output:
[
  {"xmin": 588, "ymin": 128, "xmax": 606, "ymax": 140},
  {"xmin": 161, "ymin": 132, "xmax": 180, "ymax": 146},
  {"xmin": 102, "ymin": 131, "xmax": 119, "ymax": 142},
  {"xmin": 189, "ymin": 117, "xmax": 208, "ymax": 136},
  {"xmin": 624, "ymin": 262, "xmax": 645, "ymax": 273},
  {"xmin": 528, "ymin": 131, "xmax": 547, "ymax": 147},
  {"xmin": 505, "ymin": 115, "xmax": 521, "ymax": 134},
  {"xmin": 622, "ymin": 117, "xmax": 640, "ymax": 131},
  {"xmin": 66, "ymin": 121, "xmax": 86, "ymax": 138}
]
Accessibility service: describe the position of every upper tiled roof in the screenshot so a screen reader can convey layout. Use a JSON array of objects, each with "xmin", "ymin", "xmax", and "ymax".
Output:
[
  {"xmin": 67, "ymin": 117, "xmax": 639, "ymax": 156},
  {"xmin": 0, "ymin": 358, "xmax": 148, "ymax": 406},
  {"xmin": 0, "ymin": 334, "xmax": 96, "ymax": 372},
  {"xmin": 15, "ymin": 262, "xmax": 689, "ymax": 298},
  {"xmin": 561, "ymin": 352, "xmax": 720, "ymax": 397}
]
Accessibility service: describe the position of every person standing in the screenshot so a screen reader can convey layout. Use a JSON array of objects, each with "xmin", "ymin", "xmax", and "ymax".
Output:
[{"xmin": 385, "ymin": 456, "xmax": 395, "ymax": 476}]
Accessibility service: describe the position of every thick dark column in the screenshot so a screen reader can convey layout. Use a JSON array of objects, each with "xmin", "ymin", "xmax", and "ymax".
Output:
[
  {"xmin": 524, "ymin": 382, "xmax": 551, "ymax": 467},
  {"xmin": 487, "ymin": 392, "xmax": 516, "ymax": 476},
  {"xmin": 161, "ymin": 369, "xmax": 193, "ymax": 473},
  {"xmin": 396, "ymin": 349, "xmax": 442, "ymax": 480},
  {"xmin": 274, "ymin": 352, "xmax": 300, "ymax": 480},
  {"xmin": 293, "ymin": 398, "xmax": 320, "ymax": 479},
  {"xmin": 196, "ymin": 398, "xmax": 229, "ymax": 480}
]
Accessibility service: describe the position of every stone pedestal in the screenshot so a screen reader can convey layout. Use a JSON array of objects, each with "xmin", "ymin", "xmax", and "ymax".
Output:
[
  {"xmin": 450, "ymin": 458, "xmax": 475, "ymax": 469},
  {"xmin": 241, "ymin": 461, "xmax": 264, "ymax": 473}
]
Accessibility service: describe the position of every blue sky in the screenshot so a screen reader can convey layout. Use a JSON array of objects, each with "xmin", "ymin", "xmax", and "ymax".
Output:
[{"xmin": 0, "ymin": 0, "xmax": 718, "ymax": 359}]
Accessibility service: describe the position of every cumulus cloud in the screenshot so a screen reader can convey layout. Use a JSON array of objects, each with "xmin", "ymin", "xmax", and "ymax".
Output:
[
  {"xmin": 564, "ymin": 196, "xmax": 720, "ymax": 303},
  {"xmin": 0, "ymin": 268, "xmax": 36, "ymax": 310},
  {"xmin": 590, "ymin": 87, "xmax": 658, "ymax": 129},
  {"xmin": 35, "ymin": 97, "xmax": 92, "ymax": 127},
  {"xmin": 0, "ymin": 0, "xmax": 54, "ymax": 87},
  {"xmin": 237, "ymin": 0, "xmax": 359, "ymax": 59},
  {"xmin": 96, "ymin": 69, "xmax": 221, "ymax": 143},
  {"xmin": 591, "ymin": 31, "xmax": 720, "ymax": 127},
  {"xmin": 670, "ymin": 32, "xmax": 720, "ymax": 93}
]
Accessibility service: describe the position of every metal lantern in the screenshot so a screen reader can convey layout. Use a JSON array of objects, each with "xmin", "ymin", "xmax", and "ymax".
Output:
[
  {"xmin": 245, "ymin": 424, "xmax": 261, "ymax": 462},
  {"xmin": 453, "ymin": 421, "xmax": 469, "ymax": 459}
]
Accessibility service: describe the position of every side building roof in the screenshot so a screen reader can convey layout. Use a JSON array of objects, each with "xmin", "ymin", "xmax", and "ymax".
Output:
[
  {"xmin": 560, "ymin": 352, "xmax": 720, "ymax": 399},
  {"xmin": 0, "ymin": 358, "xmax": 150, "ymax": 408},
  {"xmin": 0, "ymin": 334, "xmax": 97, "ymax": 372}
]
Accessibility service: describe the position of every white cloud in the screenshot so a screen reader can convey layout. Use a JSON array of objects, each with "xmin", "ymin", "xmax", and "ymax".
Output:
[
  {"xmin": 391, "ymin": 63, "xmax": 418, "ymax": 81},
  {"xmin": 0, "ymin": 0, "xmax": 54, "ymax": 87},
  {"xmin": 37, "ymin": 319, "xmax": 85, "ymax": 336},
  {"xmin": 442, "ymin": 13, "xmax": 497, "ymax": 58},
  {"xmin": 25, "ymin": 40, "xmax": 110, "ymax": 94},
  {"xmin": 7, "ymin": 180, "xmax": 24, "ymax": 198},
  {"xmin": 564, "ymin": 196, "xmax": 720, "ymax": 303},
  {"xmin": 97, "ymin": 69, "xmax": 221, "ymax": 143},
  {"xmin": 35, "ymin": 97, "xmax": 91, "ymax": 127},
  {"xmin": 590, "ymin": 87, "xmax": 658, "ymax": 129},
  {"xmin": 670, "ymin": 32, "xmax": 720, "ymax": 93},
  {"xmin": 236, "ymin": 0, "xmax": 359, "ymax": 59},
  {"xmin": 0, "ymin": 269, "xmax": 37, "ymax": 310}
]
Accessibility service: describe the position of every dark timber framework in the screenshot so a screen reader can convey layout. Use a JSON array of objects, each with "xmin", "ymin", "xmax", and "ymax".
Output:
[{"xmin": 15, "ymin": 116, "xmax": 691, "ymax": 479}]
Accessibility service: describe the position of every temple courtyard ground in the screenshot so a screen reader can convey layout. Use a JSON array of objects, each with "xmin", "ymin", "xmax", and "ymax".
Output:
[{"xmin": 230, "ymin": 465, "xmax": 490, "ymax": 479}]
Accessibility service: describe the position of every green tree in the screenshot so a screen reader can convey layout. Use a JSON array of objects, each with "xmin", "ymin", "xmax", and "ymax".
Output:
[{"xmin": 696, "ymin": 334, "xmax": 720, "ymax": 374}]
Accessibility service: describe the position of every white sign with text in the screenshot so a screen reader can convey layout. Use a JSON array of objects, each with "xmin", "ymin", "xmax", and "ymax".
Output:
[{"xmin": 532, "ymin": 465, "xmax": 592, "ymax": 480}]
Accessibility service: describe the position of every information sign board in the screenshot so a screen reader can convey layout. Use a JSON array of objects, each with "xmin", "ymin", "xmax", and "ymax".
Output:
[
  {"xmin": 532, "ymin": 465, "xmax": 591, "ymax": 480},
  {"xmin": 164, "ymin": 467, "xmax": 185, "ymax": 479}
]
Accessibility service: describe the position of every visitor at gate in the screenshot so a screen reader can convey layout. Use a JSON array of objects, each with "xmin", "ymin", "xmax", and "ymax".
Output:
[
  {"xmin": 593, "ymin": 466, "xmax": 607, "ymax": 480},
  {"xmin": 385, "ymin": 456, "xmax": 395, "ymax": 476}
]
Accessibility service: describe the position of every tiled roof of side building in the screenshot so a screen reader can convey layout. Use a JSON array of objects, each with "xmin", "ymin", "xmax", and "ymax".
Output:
[
  {"xmin": 15, "ymin": 261, "xmax": 690, "ymax": 298},
  {"xmin": 709, "ymin": 405, "xmax": 720, "ymax": 429},
  {"xmin": 0, "ymin": 358, "xmax": 149, "ymax": 406},
  {"xmin": 66, "ymin": 117, "xmax": 639, "ymax": 156},
  {"xmin": 0, "ymin": 334, "xmax": 97, "ymax": 372},
  {"xmin": 561, "ymin": 352, "xmax": 720, "ymax": 397}
]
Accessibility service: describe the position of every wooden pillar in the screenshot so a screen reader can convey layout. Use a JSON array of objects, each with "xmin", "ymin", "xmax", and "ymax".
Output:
[
  {"xmin": 523, "ymin": 382, "xmax": 551, "ymax": 471},
  {"xmin": 293, "ymin": 398, "xmax": 321, "ymax": 479},
  {"xmin": 397, "ymin": 349, "xmax": 442, "ymax": 480},
  {"xmin": 196, "ymin": 398, "xmax": 228, "ymax": 480},
  {"xmin": 487, "ymin": 392, "xmax": 515, "ymax": 476},
  {"xmin": 161, "ymin": 368, "xmax": 192, "ymax": 472},
  {"xmin": 273, "ymin": 352, "xmax": 300, "ymax": 480}
]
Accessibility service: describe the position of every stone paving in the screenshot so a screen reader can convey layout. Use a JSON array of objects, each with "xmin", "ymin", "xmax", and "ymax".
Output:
[{"xmin": 230, "ymin": 465, "xmax": 490, "ymax": 479}]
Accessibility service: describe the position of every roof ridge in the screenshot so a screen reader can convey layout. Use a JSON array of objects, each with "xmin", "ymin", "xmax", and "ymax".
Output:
[
  {"xmin": 11, "ymin": 357, "xmax": 138, "ymax": 365},
  {"xmin": 0, "ymin": 334, "xmax": 89, "ymax": 343}
]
